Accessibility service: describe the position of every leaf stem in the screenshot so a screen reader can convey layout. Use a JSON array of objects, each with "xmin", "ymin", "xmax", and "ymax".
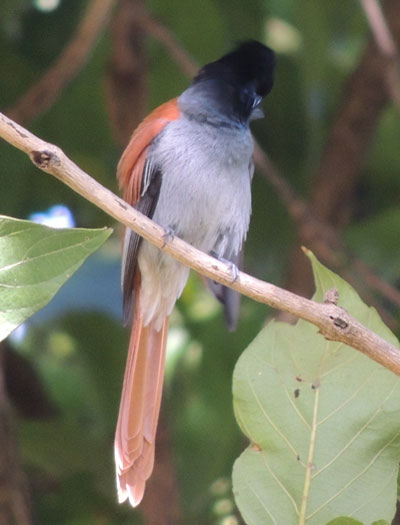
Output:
[{"xmin": 299, "ymin": 385, "xmax": 320, "ymax": 524}]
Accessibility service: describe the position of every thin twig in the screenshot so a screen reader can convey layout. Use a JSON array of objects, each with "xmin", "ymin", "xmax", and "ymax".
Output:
[
  {"xmin": 6, "ymin": 0, "xmax": 117, "ymax": 125},
  {"xmin": 254, "ymin": 146, "xmax": 400, "ymax": 312},
  {"xmin": 0, "ymin": 111, "xmax": 399, "ymax": 375},
  {"xmin": 139, "ymin": 11, "xmax": 198, "ymax": 78},
  {"xmin": 359, "ymin": 0, "xmax": 400, "ymax": 109},
  {"xmin": 352, "ymin": 259, "xmax": 400, "ymax": 307},
  {"xmin": 360, "ymin": 0, "xmax": 397, "ymax": 55}
]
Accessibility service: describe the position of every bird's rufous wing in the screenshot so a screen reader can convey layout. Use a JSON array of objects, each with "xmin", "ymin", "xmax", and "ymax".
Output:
[{"xmin": 117, "ymin": 98, "xmax": 180, "ymax": 323}]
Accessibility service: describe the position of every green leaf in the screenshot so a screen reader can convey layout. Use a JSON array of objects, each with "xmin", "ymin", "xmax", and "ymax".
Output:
[
  {"xmin": 232, "ymin": 251, "xmax": 400, "ymax": 525},
  {"xmin": 0, "ymin": 216, "xmax": 112, "ymax": 341}
]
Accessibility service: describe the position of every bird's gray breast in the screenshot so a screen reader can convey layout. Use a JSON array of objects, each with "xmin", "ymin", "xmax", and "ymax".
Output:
[{"xmin": 150, "ymin": 117, "xmax": 254, "ymax": 258}]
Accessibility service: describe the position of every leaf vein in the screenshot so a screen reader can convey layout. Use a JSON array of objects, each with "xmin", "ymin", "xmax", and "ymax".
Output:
[
  {"xmin": 313, "ymin": 379, "xmax": 399, "ymax": 480},
  {"xmin": 246, "ymin": 360, "xmax": 299, "ymax": 458},
  {"xmin": 307, "ymin": 427, "xmax": 400, "ymax": 520}
]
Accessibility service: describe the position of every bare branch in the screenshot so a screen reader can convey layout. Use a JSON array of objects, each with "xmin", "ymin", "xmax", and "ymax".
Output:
[
  {"xmin": 0, "ymin": 111, "xmax": 399, "ymax": 375},
  {"xmin": 6, "ymin": 0, "xmax": 117, "ymax": 125}
]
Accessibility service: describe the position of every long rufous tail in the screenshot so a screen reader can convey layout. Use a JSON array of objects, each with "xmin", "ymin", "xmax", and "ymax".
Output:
[{"xmin": 114, "ymin": 288, "xmax": 169, "ymax": 507}]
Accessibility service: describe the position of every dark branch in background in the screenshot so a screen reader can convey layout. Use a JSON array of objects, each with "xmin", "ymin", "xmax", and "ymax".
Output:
[
  {"xmin": 106, "ymin": 2, "xmax": 183, "ymax": 522},
  {"xmin": 361, "ymin": 0, "xmax": 398, "ymax": 54},
  {"xmin": 140, "ymin": 411, "xmax": 183, "ymax": 524},
  {"xmin": 106, "ymin": 0, "xmax": 149, "ymax": 147},
  {"xmin": 139, "ymin": 11, "xmax": 198, "ymax": 78},
  {"xmin": 6, "ymin": 0, "xmax": 116, "ymax": 125},
  {"xmin": 360, "ymin": 0, "xmax": 400, "ymax": 109},
  {"xmin": 0, "ymin": 342, "xmax": 32, "ymax": 525},
  {"xmin": 255, "ymin": 148, "xmax": 400, "ymax": 329},
  {"xmin": 4, "ymin": 343, "xmax": 58, "ymax": 420}
]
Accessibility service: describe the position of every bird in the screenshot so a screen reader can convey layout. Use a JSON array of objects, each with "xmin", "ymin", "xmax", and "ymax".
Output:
[{"xmin": 115, "ymin": 40, "xmax": 275, "ymax": 506}]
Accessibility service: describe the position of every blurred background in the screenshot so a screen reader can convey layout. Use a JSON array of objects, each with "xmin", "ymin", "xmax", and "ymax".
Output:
[{"xmin": 0, "ymin": 0, "xmax": 399, "ymax": 523}]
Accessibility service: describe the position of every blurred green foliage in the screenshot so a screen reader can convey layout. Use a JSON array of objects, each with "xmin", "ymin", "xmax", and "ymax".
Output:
[{"xmin": 0, "ymin": 0, "xmax": 399, "ymax": 523}]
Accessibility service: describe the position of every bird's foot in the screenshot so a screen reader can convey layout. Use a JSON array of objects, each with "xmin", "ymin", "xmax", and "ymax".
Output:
[{"xmin": 211, "ymin": 252, "xmax": 239, "ymax": 283}]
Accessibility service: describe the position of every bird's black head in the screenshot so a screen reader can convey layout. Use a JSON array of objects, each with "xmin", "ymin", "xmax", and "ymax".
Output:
[{"xmin": 190, "ymin": 40, "xmax": 276, "ymax": 124}]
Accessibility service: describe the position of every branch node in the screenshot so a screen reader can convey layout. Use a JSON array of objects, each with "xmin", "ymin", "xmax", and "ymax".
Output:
[
  {"xmin": 330, "ymin": 314, "xmax": 349, "ymax": 330},
  {"xmin": 30, "ymin": 150, "xmax": 60, "ymax": 169},
  {"xmin": 324, "ymin": 287, "xmax": 339, "ymax": 305}
]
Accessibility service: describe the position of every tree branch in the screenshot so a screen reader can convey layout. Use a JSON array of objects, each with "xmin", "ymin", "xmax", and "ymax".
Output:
[
  {"xmin": 6, "ymin": 0, "xmax": 117, "ymax": 125},
  {"xmin": 0, "ymin": 111, "xmax": 399, "ymax": 375}
]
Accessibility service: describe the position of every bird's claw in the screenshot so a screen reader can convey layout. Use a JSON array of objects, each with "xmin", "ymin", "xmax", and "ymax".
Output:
[
  {"xmin": 211, "ymin": 251, "xmax": 239, "ymax": 283},
  {"xmin": 225, "ymin": 259, "xmax": 239, "ymax": 283}
]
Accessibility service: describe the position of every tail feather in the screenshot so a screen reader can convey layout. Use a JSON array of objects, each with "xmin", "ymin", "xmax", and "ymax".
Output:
[{"xmin": 115, "ymin": 300, "xmax": 169, "ymax": 507}]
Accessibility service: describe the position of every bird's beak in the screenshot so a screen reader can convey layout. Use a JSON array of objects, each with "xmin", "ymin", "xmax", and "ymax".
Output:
[{"xmin": 250, "ymin": 106, "xmax": 264, "ymax": 120}]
